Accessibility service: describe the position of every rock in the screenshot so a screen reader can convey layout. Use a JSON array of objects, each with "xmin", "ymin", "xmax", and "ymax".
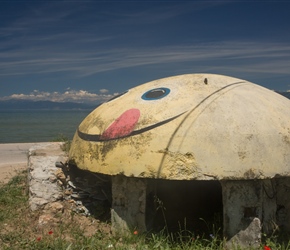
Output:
[
  {"xmin": 38, "ymin": 214, "xmax": 55, "ymax": 225},
  {"xmin": 49, "ymin": 175, "xmax": 58, "ymax": 183},
  {"xmin": 54, "ymin": 168, "xmax": 67, "ymax": 185},
  {"xmin": 30, "ymin": 197, "xmax": 49, "ymax": 211},
  {"xmin": 44, "ymin": 201, "xmax": 64, "ymax": 214},
  {"xmin": 28, "ymin": 142, "xmax": 66, "ymax": 211},
  {"xmin": 226, "ymin": 217, "xmax": 261, "ymax": 249}
]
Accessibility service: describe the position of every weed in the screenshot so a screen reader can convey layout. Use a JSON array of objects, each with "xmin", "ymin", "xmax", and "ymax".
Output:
[
  {"xmin": 154, "ymin": 195, "xmax": 169, "ymax": 235},
  {"xmin": 51, "ymin": 133, "xmax": 71, "ymax": 153}
]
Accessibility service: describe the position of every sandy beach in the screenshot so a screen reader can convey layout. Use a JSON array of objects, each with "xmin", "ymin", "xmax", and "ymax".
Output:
[{"xmin": 0, "ymin": 142, "xmax": 47, "ymax": 184}]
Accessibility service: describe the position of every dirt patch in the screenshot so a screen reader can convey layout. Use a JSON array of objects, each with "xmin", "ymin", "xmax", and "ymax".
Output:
[{"xmin": 0, "ymin": 163, "xmax": 27, "ymax": 184}]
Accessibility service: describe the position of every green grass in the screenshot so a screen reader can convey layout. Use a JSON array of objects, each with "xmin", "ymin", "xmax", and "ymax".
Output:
[
  {"xmin": 0, "ymin": 172, "xmax": 290, "ymax": 249},
  {"xmin": 0, "ymin": 174, "xmax": 28, "ymax": 222}
]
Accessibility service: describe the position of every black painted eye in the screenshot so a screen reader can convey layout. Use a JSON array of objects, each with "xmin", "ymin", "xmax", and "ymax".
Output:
[
  {"xmin": 141, "ymin": 88, "xmax": 170, "ymax": 100},
  {"xmin": 106, "ymin": 91, "xmax": 128, "ymax": 103}
]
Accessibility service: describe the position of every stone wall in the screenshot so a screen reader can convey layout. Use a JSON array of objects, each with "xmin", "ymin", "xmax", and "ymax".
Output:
[
  {"xmin": 28, "ymin": 142, "xmax": 66, "ymax": 211},
  {"xmin": 28, "ymin": 142, "xmax": 111, "ymax": 225}
]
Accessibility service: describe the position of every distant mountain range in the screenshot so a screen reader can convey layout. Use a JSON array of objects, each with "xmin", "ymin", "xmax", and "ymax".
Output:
[
  {"xmin": 0, "ymin": 99, "xmax": 97, "ymax": 110},
  {"xmin": 0, "ymin": 91, "xmax": 289, "ymax": 110}
]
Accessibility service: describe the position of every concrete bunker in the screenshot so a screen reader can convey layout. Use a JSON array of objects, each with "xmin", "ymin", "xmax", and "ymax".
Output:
[{"xmin": 68, "ymin": 74, "xmax": 290, "ymax": 248}]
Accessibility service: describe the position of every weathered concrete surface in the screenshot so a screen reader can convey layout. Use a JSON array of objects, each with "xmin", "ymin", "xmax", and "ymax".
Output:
[
  {"xmin": 222, "ymin": 180, "xmax": 262, "ymax": 249},
  {"xmin": 275, "ymin": 178, "xmax": 290, "ymax": 232},
  {"xmin": 111, "ymin": 175, "xmax": 147, "ymax": 234},
  {"xmin": 69, "ymin": 74, "xmax": 290, "ymax": 180},
  {"xmin": 28, "ymin": 142, "xmax": 67, "ymax": 211},
  {"xmin": 221, "ymin": 179, "xmax": 284, "ymax": 249}
]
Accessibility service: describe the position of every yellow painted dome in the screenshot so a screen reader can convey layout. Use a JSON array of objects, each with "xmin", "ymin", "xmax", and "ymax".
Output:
[{"xmin": 69, "ymin": 74, "xmax": 290, "ymax": 180}]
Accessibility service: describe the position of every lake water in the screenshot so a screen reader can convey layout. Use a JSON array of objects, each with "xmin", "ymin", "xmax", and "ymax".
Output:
[{"xmin": 0, "ymin": 110, "xmax": 93, "ymax": 143}]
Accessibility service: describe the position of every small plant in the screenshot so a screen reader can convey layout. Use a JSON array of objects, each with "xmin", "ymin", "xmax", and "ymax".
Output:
[
  {"xmin": 51, "ymin": 133, "xmax": 71, "ymax": 153},
  {"xmin": 154, "ymin": 195, "xmax": 169, "ymax": 235}
]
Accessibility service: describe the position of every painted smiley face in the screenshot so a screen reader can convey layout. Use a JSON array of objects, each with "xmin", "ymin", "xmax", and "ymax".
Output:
[
  {"xmin": 77, "ymin": 87, "xmax": 186, "ymax": 141},
  {"xmin": 76, "ymin": 74, "xmax": 247, "ymax": 143}
]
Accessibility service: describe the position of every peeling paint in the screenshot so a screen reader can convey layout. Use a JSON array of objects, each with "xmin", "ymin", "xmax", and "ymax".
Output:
[{"xmin": 156, "ymin": 149, "xmax": 198, "ymax": 179}]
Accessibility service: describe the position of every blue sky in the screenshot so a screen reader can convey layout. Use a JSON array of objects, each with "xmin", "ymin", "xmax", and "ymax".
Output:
[{"xmin": 0, "ymin": 0, "xmax": 290, "ymax": 103}]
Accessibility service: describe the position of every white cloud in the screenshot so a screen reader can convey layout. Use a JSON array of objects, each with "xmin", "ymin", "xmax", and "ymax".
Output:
[
  {"xmin": 0, "ymin": 89, "xmax": 116, "ymax": 104},
  {"xmin": 99, "ymin": 89, "xmax": 109, "ymax": 93}
]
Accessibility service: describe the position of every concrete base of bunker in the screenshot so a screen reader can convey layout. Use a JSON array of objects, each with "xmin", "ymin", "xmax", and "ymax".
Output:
[
  {"xmin": 110, "ymin": 175, "xmax": 223, "ymax": 236},
  {"xmin": 66, "ymin": 164, "xmax": 290, "ymax": 248},
  {"xmin": 222, "ymin": 180, "xmax": 264, "ymax": 249},
  {"xmin": 111, "ymin": 175, "xmax": 147, "ymax": 235},
  {"xmin": 222, "ymin": 178, "xmax": 290, "ymax": 249}
]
